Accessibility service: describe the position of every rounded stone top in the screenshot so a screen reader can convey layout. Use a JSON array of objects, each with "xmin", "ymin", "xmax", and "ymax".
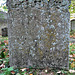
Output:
[{"xmin": 6, "ymin": 0, "xmax": 71, "ymax": 8}]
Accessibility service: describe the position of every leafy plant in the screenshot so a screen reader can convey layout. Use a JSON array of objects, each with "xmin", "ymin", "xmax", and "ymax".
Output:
[
  {"xmin": 1, "ymin": 67, "xmax": 13, "ymax": 75},
  {"xmin": 0, "ymin": 50, "xmax": 5, "ymax": 58},
  {"xmin": 69, "ymin": 0, "xmax": 75, "ymax": 14}
]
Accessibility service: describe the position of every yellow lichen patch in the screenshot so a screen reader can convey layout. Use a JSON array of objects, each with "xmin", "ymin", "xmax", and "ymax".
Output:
[
  {"xmin": 24, "ymin": 49, "xmax": 29, "ymax": 54},
  {"xmin": 43, "ymin": 24, "xmax": 47, "ymax": 27},
  {"xmin": 63, "ymin": 49, "xmax": 66, "ymax": 51},
  {"xmin": 44, "ymin": 27, "xmax": 56, "ymax": 51},
  {"xmin": 38, "ymin": 48, "xmax": 43, "ymax": 59}
]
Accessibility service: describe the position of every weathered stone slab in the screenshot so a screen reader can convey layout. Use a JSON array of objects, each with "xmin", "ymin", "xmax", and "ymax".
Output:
[
  {"xmin": 71, "ymin": 19, "xmax": 75, "ymax": 31},
  {"xmin": 0, "ymin": 11, "xmax": 7, "ymax": 35},
  {"xmin": 7, "ymin": 0, "xmax": 70, "ymax": 69}
]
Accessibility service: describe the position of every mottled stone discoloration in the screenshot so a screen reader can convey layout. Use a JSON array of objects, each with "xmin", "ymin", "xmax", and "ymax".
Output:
[{"xmin": 7, "ymin": 0, "xmax": 70, "ymax": 69}]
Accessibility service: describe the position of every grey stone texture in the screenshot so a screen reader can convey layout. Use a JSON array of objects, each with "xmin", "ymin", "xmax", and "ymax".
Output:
[
  {"xmin": 7, "ymin": 0, "xmax": 71, "ymax": 69},
  {"xmin": 0, "ymin": 11, "xmax": 7, "ymax": 35}
]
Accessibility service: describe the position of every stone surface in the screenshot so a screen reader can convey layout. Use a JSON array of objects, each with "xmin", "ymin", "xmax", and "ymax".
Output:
[
  {"xmin": 7, "ymin": 0, "xmax": 71, "ymax": 69},
  {"xmin": 0, "ymin": 11, "xmax": 7, "ymax": 35}
]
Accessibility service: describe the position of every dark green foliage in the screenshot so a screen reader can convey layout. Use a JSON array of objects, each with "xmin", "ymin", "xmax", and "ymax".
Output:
[
  {"xmin": 1, "ymin": 67, "xmax": 13, "ymax": 75},
  {"xmin": 1, "ymin": 50, "xmax": 5, "ymax": 58}
]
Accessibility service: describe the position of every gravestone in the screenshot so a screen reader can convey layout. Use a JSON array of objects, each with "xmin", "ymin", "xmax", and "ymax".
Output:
[
  {"xmin": 0, "ymin": 11, "xmax": 7, "ymax": 35},
  {"xmin": 1, "ymin": 27, "xmax": 8, "ymax": 37},
  {"xmin": 7, "ymin": 0, "xmax": 71, "ymax": 69},
  {"xmin": 71, "ymin": 19, "xmax": 75, "ymax": 31}
]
